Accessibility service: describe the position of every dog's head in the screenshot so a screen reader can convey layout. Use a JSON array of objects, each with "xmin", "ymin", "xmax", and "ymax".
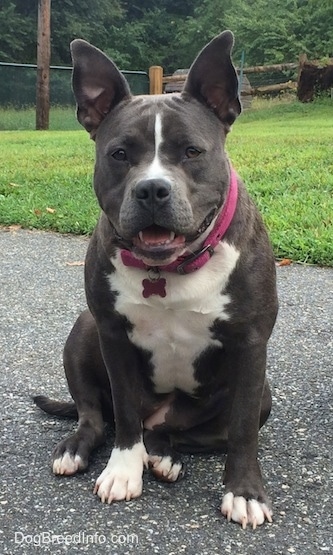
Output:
[{"xmin": 71, "ymin": 31, "xmax": 241, "ymax": 266}]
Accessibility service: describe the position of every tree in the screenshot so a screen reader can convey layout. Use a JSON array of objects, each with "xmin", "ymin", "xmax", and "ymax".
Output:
[
  {"xmin": 0, "ymin": 0, "xmax": 332, "ymax": 70},
  {"xmin": 175, "ymin": 0, "xmax": 230, "ymax": 68},
  {"xmin": 0, "ymin": 0, "xmax": 35, "ymax": 62},
  {"xmin": 116, "ymin": 0, "xmax": 200, "ymax": 72},
  {"xmin": 295, "ymin": 0, "xmax": 333, "ymax": 58},
  {"xmin": 50, "ymin": 0, "xmax": 125, "ymax": 65},
  {"xmin": 117, "ymin": 7, "xmax": 193, "ymax": 72},
  {"xmin": 225, "ymin": 0, "xmax": 304, "ymax": 65}
]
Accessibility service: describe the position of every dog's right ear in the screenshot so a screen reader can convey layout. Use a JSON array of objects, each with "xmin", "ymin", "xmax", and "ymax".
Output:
[{"xmin": 70, "ymin": 40, "xmax": 131, "ymax": 139}]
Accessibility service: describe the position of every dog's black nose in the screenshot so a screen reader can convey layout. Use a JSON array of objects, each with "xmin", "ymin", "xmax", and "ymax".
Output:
[{"xmin": 135, "ymin": 179, "xmax": 171, "ymax": 208}]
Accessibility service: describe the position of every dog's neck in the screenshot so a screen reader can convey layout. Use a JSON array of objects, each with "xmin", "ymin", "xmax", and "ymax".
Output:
[{"xmin": 120, "ymin": 167, "xmax": 238, "ymax": 279}]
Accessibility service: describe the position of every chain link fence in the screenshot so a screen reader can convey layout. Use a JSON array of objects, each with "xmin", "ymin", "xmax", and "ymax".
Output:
[{"xmin": 0, "ymin": 62, "xmax": 149, "ymax": 109}]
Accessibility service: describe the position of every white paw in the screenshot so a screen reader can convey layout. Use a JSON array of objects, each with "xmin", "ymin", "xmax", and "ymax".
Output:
[
  {"xmin": 221, "ymin": 492, "xmax": 273, "ymax": 529},
  {"xmin": 149, "ymin": 455, "xmax": 183, "ymax": 482},
  {"xmin": 53, "ymin": 452, "xmax": 85, "ymax": 476},
  {"xmin": 94, "ymin": 442, "xmax": 148, "ymax": 503}
]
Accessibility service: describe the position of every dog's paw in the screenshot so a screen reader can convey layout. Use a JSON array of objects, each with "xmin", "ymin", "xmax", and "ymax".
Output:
[
  {"xmin": 51, "ymin": 434, "xmax": 92, "ymax": 476},
  {"xmin": 221, "ymin": 492, "xmax": 272, "ymax": 529},
  {"xmin": 149, "ymin": 454, "xmax": 185, "ymax": 482},
  {"xmin": 53, "ymin": 452, "xmax": 86, "ymax": 476},
  {"xmin": 94, "ymin": 443, "xmax": 148, "ymax": 503}
]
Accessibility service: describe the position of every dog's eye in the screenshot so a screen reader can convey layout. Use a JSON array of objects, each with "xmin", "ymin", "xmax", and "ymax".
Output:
[
  {"xmin": 185, "ymin": 147, "xmax": 201, "ymax": 159},
  {"xmin": 111, "ymin": 149, "xmax": 127, "ymax": 161}
]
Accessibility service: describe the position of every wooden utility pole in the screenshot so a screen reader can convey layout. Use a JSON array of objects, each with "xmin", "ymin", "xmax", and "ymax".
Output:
[{"xmin": 36, "ymin": 0, "xmax": 51, "ymax": 130}]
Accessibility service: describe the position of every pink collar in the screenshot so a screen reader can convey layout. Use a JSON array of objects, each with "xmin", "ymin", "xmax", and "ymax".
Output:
[{"xmin": 120, "ymin": 167, "xmax": 238, "ymax": 276}]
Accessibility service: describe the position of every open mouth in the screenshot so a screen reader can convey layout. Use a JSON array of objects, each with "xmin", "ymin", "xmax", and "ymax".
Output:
[{"xmin": 132, "ymin": 225, "xmax": 186, "ymax": 265}]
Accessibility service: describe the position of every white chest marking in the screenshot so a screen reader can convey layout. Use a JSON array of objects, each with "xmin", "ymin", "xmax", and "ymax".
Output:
[{"xmin": 109, "ymin": 242, "xmax": 240, "ymax": 394}]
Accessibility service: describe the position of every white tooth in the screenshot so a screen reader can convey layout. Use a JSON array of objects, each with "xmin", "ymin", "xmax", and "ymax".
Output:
[
  {"xmin": 139, "ymin": 231, "xmax": 144, "ymax": 242},
  {"xmin": 169, "ymin": 232, "xmax": 175, "ymax": 241}
]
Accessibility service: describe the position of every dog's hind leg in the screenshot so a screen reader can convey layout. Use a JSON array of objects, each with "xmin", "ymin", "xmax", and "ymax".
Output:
[
  {"xmin": 144, "ymin": 429, "xmax": 185, "ymax": 482},
  {"xmin": 51, "ymin": 393, "xmax": 106, "ymax": 476},
  {"xmin": 51, "ymin": 310, "xmax": 111, "ymax": 476}
]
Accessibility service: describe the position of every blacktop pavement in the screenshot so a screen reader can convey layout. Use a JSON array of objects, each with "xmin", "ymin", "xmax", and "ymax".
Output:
[{"xmin": 0, "ymin": 228, "xmax": 332, "ymax": 555}]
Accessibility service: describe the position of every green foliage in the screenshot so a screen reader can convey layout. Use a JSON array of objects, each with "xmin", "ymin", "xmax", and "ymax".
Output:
[
  {"xmin": 226, "ymin": 0, "xmax": 303, "ymax": 64},
  {"xmin": 0, "ymin": 0, "xmax": 35, "ymax": 62},
  {"xmin": 1, "ymin": 0, "xmax": 332, "ymax": 70},
  {"xmin": 174, "ymin": 0, "xmax": 230, "ymax": 68},
  {"xmin": 295, "ymin": 0, "xmax": 333, "ymax": 59},
  {"xmin": 117, "ymin": 8, "xmax": 189, "ymax": 71},
  {"xmin": 50, "ymin": 0, "xmax": 125, "ymax": 65}
]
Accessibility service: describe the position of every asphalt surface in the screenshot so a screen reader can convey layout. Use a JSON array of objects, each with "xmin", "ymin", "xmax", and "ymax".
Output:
[{"xmin": 1, "ymin": 228, "xmax": 332, "ymax": 555}]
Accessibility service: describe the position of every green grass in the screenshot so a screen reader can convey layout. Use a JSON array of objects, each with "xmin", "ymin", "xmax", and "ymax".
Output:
[
  {"xmin": 0, "ymin": 99, "xmax": 332, "ymax": 265},
  {"xmin": 0, "ymin": 106, "xmax": 80, "ymax": 131},
  {"xmin": 228, "ymin": 98, "xmax": 333, "ymax": 265},
  {"xmin": 0, "ymin": 131, "xmax": 97, "ymax": 234}
]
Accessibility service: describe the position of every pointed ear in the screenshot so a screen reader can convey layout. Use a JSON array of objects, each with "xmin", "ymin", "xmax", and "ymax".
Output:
[
  {"xmin": 183, "ymin": 31, "xmax": 241, "ymax": 127},
  {"xmin": 70, "ymin": 39, "xmax": 131, "ymax": 138}
]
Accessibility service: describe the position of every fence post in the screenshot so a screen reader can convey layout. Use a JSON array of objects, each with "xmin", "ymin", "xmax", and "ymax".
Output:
[
  {"xmin": 239, "ymin": 50, "xmax": 245, "ymax": 94},
  {"xmin": 36, "ymin": 0, "xmax": 51, "ymax": 130},
  {"xmin": 297, "ymin": 53, "xmax": 307, "ymax": 101},
  {"xmin": 298, "ymin": 53, "xmax": 307, "ymax": 79},
  {"xmin": 149, "ymin": 66, "xmax": 163, "ymax": 94}
]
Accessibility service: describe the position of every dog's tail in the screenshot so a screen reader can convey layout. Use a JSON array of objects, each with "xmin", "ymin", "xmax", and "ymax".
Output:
[{"xmin": 33, "ymin": 395, "xmax": 78, "ymax": 419}]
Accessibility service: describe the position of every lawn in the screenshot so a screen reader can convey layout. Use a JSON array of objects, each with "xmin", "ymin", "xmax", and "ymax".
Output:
[{"xmin": 0, "ymin": 99, "xmax": 332, "ymax": 265}]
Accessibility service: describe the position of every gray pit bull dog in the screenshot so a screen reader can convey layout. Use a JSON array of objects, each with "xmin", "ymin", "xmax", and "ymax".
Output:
[{"xmin": 34, "ymin": 31, "xmax": 278, "ymax": 529}]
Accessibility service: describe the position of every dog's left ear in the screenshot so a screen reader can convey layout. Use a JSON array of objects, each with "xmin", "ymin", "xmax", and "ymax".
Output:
[
  {"xmin": 70, "ymin": 39, "xmax": 131, "ymax": 139},
  {"xmin": 183, "ymin": 31, "xmax": 241, "ymax": 127}
]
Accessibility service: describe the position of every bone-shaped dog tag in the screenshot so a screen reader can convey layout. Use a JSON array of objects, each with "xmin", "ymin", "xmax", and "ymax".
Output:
[{"xmin": 142, "ymin": 269, "xmax": 167, "ymax": 298}]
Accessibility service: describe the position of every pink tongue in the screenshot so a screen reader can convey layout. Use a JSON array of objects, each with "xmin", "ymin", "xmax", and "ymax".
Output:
[{"xmin": 140, "ymin": 226, "xmax": 172, "ymax": 245}]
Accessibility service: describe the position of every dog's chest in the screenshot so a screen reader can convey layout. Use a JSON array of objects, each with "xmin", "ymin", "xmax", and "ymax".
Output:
[
  {"xmin": 122, "ymin": 305, "xmax": 220, "ymax": 394},
  {"xmin": 109, "ymin": 242, "xmax": 239, "ymax": 394}
]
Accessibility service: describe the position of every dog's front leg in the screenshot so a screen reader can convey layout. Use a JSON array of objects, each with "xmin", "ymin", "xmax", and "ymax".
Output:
[
  {"xmin": 221, "ymin": 343, "xmax": 273, "ymax": 529},
  {"xmin": 93, "ymin": 327, "xmax": 148, "ymax": 504}
]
